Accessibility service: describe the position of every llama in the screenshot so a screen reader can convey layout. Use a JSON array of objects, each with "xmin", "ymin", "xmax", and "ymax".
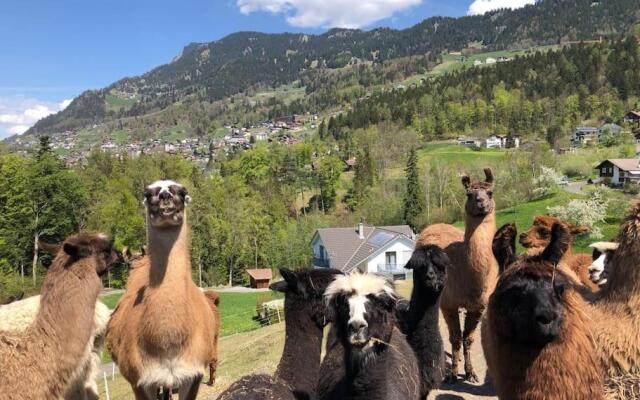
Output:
[
  {"xmin": 589, "ymin": 201, "xmax": 640, "ymax": 377},
  {"xmin": 588, "ymin": 242, "xmax": 618, "ymax": 287},
  {"xmin": 482, "ymin": 222, "xmax": 604, "ymax": 400},
  {"xmin": 0, "ymin": 234, "xmax": 119, "ymax": 400},
  {"xmin": 417, "ymin": 168, "xmax": 498, "ymax": 382},
  {"xmin": 318, "ymin": 273, "xmax": 420, "ymax": 400},
  {"xmin": 0, "ymin": 294, "xmax": 111, "ymax": 400},
  {"xmin": 493, "ymin": 222, "xmax": 518, "ymax": 273},
  {"xmin": 218, "ymin": 267, "xmax": 342, "ymax": 400},
  {"xmin": 203, "ymin": 290, "xmax": 221, "ymax": 386},
  {"xmin": 402, "ymin": 245, "xmax": 448, "ymax": 398},
  {"xmin": 519, "ymin": 215, "xmax": 597, "ymax": 291},
  {"xmin": 106, "ymin": 180, "xmax": 216, "ymax": 400}
]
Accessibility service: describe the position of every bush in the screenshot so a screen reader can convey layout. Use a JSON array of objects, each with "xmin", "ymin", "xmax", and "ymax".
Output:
[
  {"xmin": 547, "ymin": 189, "xmax": 608, "ymax": 238},
  {"xmin": 532, "ymin": 166, "xmax": 563, "ymax": 198}
]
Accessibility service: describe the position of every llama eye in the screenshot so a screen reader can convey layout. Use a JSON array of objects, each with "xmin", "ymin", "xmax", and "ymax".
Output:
[{"xmin": 487, "ymin": 191, "xmax": 493, "ymax": 198}]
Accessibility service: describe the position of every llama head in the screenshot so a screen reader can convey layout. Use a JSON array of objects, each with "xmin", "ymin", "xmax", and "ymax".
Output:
[
  {"xmin": 122, "ymin": 245, "xmax": 146, "ymax": 269},
  {"xmin": 519, "ymin": 215, "xmax": 587, "ymax": 251},
  {"xmin": 143, "ymin": 180, "xmax": 191, "ymax": 228},
  {"xmin": 461, "ymin": 168, "xmax": 495, "ymax": 217},
  {"xmin": 270, "ymin": 267, "xmax": 343, "ymax": 328},
  {"xmin": 489, "ymin": 223, "xmax": 573, "ymax": 348},
  {"xmin": 493, "ymin": 222, "xmax": 518, "ymax": 272},
  {"xmin": 404, "ymin": 245, "xmax": 448, "ymax": 292},
  {"xmin": 61, "ymin": 233, "xmax": 120, "ymax": 276},
  {"xmin": 325, "ymin": 273, "xmax": 397, "ymax": 353},
  {"xmin": 588, "ymin": 242, "xmax": 618, "ymax": 286}
]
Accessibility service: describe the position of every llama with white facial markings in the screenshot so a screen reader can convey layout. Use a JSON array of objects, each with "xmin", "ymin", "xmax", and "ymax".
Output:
[
  {"xmin": 318, "ymin": 273, "xmax": 420, "ymax": 400},
  {"xmin": 106, "ymin": 180, "xmax": 216, "ymax": 400}
]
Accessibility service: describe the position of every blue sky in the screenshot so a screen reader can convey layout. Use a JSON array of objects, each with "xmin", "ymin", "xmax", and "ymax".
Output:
[{"xmin": 0, "ymin": 0, "xmax": 534, "ymax": 138}]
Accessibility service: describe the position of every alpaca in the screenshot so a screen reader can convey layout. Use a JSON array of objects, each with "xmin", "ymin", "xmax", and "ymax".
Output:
[
  {"xmin": 106, "ymin": 180, "xmax": 216, "ymax": 400},
  {"xmin": 588, "ymin": 242, "xmax": 618, "ymax": 287},
  {"xmin": 417, "ymin": 168, "xmax": 498, "ymax": 382},
  {"xmin": 0, "ymin": 294, "xmax": 111, "ymax": 400},
  {"xmin": 493, "ymin": 223, "xmax": 518, "ymax": 273},
  {"xmin": 482, "ymin": 222, "xmax": 604, "ymax": 400},
  {"xmin": 589, "ymin": 201, "xmax": 640, "ymax": 377},
  {"xmin": 218, "ymin": 267, "xmax": 342, "ymax": 400},
  {"xmin": 0, "ymin": 234, "xmax": 119, "ymax": 400},
  {"xmin": 319, "ymin": 273, "xmax": 420, "ymax": 400},
  {"xmin": 402, "ymin": 245, "xmax": 448, "ymax": 398},
  {"xmin": 203, "ymin": 290, "xmax": 221, "ymax": 386},
  {"xmin": 519, "ymin": 215, "xmax": 597, "ymax": 291}
]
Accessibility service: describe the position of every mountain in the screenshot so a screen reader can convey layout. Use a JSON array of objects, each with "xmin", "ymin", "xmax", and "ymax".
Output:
[{"xmin": 24, "ymin": 0, "xmax": 640, "ymax": 137}]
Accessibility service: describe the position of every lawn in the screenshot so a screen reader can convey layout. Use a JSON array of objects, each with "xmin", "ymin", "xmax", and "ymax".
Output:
[
  {"xmin": 105, "ymin": 93, "xmax": 137, "ymax": 112},
  {"xmin": 100, "ymin": 290, "xmax": 283, "ymax": 338},
  {"xmin": 417, "ymin": 143, "xmax": 508, "ymax": 167}
]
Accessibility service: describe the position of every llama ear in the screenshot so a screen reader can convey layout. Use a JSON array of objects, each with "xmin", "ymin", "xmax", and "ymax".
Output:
[
  {"xmin": 461, "ymin": 175, "xmax": 471, "ymax": 189},
  {"xmin": 178, "ymin": 187, "xmax": 191, "ymax": 205},
  {"xmin": 141, "ymin": 245, "xmax": 147, "ymax": 256},
  {"xmin": 484, "ymin": 168, "xmax": 494, "ymax": 184},
  {"xmin": 271, "ymin": 268, "xmax": 298, "ymax": 293},
  {"xmin": 375, "ymin": 292, "xmax": 397, "ymax": 312},
  {"xmin": 38, "ymin": 240, "xmax": 61, "ymax": 255},
  {"xmin": 541, "ymin": 223, "xmax": 570, "ymax": 266},
  {"xmin": 63, "ymin": 242, "xmax": 92, "ymax": 259},
  {"xmin": 269, "ymin": 280, "xmax": 288, "ymax": 293}
]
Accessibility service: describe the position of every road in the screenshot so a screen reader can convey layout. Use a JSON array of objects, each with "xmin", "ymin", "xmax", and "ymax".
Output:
[{"xmin": 564, "ymin": 180, "xmax": 587, "ymax": 194}]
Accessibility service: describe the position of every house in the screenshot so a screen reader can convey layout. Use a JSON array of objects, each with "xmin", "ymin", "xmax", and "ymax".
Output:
[
  {"xmin": 505, "ymin": 135, "xmax": 520, "ymax": 149},
  {"xmin": 571, "ymin": 126, "xmax": 600, "ymax": 146},
  {"xmin": 625, "ymin": 111, "xmax": 640, "ymax": 124},
  {"xmin": 595, "ymin": 159, "xmax": 640, "ymax": 186},
  {"xmin": 485, "ymin": 135, "xmax": 506, "ymax": 148},
  {"xmin": 311, "ymin": 223, "xmax": 415, "ymax": 279},
  {"xmin": 457, "ymin": 137, "xmax": 482, "ymax": 147},
  {"xmin": 254, "ymin": 132, "xmax": 268, "ymax": 141},
  {"xmin": 599, "ymin": 123, "xmax": 623, "ymax": 137},
  {"xmin": 473, "ymin": 60, "xmax": 483, "ymax": 66},
  {"xmin": 246, "ymin": 269, "xmax": 272, "ymax": 289},
  {"xmin": 485, "ymin": 57, "xmax": 497, "ymax": 65}
]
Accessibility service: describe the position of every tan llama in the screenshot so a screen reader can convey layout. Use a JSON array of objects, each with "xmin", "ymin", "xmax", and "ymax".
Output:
[
  {"xmin": 417, "ymin": 168, "xmax": 498, "ymax": 383},
  {"xmin": 106, "ymin": 180, "xmax": 217, "ymax": 400}
]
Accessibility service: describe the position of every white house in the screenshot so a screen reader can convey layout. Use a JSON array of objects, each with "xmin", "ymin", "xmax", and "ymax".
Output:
[
  {"xmin": 311, "ymin": 223, "xmax": 415, "ymax": 280},
  {"xmin": 485, "ymin": 57, "xmax": 497, "ymax": 65},
  {"xmin": 595, "ymin": 159, "xmax": 640, "ymax": 186},
  {"xmin": 254, "ymin": 132, "xmax": 269, "ymax": 141},
  {"xmin": 485, "ymin": 135, "xmax": 504, "ymax": 148}
]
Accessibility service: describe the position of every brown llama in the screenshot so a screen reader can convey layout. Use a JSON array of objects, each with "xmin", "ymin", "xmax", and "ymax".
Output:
[
  {"xmin": 203, "ymin": 290, "xmax": 221, "ymax": 386},
  {"xmin": 0, "ymin": 234, "xmax": 119, "ymax": 400},
  {"xmin": 106, "ymin": 180, "xmax": 216, "ymax": 400},
  {"xmin": 417, "ymin": 168, "xmax": 498, "ymax": 382},
  {"xmin": 482, "ymin": 222, "xmax": 604, "ymax": 400},
  {"xmin": 519, "ymin": 215, "xmax": 597, "ymax": 291},
  {"xmin": 589, "ymin": 201, "xmax": 640, "ymax": 377}
]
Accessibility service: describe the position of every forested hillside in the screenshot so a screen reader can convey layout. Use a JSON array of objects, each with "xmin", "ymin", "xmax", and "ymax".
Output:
[
  {"xmin": 24, "ymin": 0, "xmax": 640, "ymax": 137},
  {"xmin": 330, "ymin": 37, "xmax": 640, "ymax": 145}
]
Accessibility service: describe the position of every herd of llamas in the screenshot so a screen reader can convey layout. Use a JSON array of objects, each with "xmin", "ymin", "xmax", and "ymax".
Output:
[{"xmin": 0, "ymin": 170, "xmax": 639, "ymax": 400}]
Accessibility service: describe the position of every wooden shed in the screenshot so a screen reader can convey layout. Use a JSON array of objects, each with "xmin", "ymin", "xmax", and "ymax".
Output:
[{"xmin": 246, "ymin": 268, "xmax": 273, "ymax": 289}]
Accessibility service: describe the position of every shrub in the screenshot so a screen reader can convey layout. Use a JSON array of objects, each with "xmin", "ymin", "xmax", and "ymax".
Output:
[
  {"xmin": 532, "ymin": 166, "xmax": 563, "ymax": 198},
  {"xmin": 547, "ymin": 189, "xmax": 608, "ymax": 239}
]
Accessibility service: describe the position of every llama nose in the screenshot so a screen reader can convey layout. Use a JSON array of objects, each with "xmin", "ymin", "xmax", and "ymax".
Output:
[
  {"xmin": 349, "ymin": 320, "xmax": 367, "ymax": 334},
  {"xmin": 159, "ymin": 191, "xmax": 172, "ymax": 200},
  {"xmin": 535, "ymin": 310, "xmax": 558, "ymax": 325}
]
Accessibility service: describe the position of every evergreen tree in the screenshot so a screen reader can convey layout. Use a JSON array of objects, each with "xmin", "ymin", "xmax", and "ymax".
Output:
[
  {"xmin": 318, "ymin": 119, "xmax": 327, "ymax": 139},
  {"xmin": 402, "ymin": 147, "xmax": 425, "ymax": 230}
]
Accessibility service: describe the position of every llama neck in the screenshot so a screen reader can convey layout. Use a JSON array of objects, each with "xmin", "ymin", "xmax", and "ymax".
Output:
[
  {"xmin": 407, "ymin": 286, "xmax": 441, "ymax": 333},
  {"xmin": 32, "ymin": 258, "xmax": 101, "ymax": 395},
  {"xmin": 601, "ymin": 239, "xmax": 640, "ymax": 303},
  {"xmin": 464, "ymin": 211, "xmax": 497, "ymax": 273},
  {"xmin": 147, "ymin": 217, "xmax": 191, "ymax": 287},
  {"xmin": 344, "ymin": 344, "xmax": 392, "ymax": 399},
  {"xmin": 275, "ymin": 307, "xmax": 323, "ymax": 399}
]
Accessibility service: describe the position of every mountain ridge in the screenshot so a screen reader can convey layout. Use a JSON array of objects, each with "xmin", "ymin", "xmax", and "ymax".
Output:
[{"xmin": 22, "ymin": 0, "xmax": 640, "ymax": 138}]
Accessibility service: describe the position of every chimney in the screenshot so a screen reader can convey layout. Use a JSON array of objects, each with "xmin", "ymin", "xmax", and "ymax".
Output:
[{"xmin": 358, "ymin": 221, "xmax": 365, "ymax": 239}]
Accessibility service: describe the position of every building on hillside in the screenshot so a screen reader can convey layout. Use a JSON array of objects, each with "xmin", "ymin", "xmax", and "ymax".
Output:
[
  {"xmin": 485, "ymin": 135, "xmax": 505, "ymax": 148},
  {"xmin": 473, "ymin": 60, "xmax": 483, "ymax": 66},
  {"xmin": 457, "ymin": 137, "xmax": 482, "ymax": 147},
  {"xmin": 625, "ymin": 111, "xmax": 640, "ymax": 125},
  {"xmin": 246, "ymin": 269, "xmax": 273, "ymax": 289},
  {"xmin": 485, "ymin": 57, "xmax": 497, "ymax": 65},
  {"xmin": 311, "ymin": 223, "xmax": 415, "ymax": 280},
  {"xmin": 505, "ymin": 135, "xmax": 521, "ymax": 148},
  {"xmin": 571, "ymin": 126, "xmax": 600, "ymax": 146},
  {"xmin": 595, "ymin": 159, "xmax": 640, "ymax": 186},
  {"xmin": 253, "ymin": 132, "xmax": 268, "ymax": 141},
  {"xmin": 599, "ymin": 123, "xmax": 623, "ymax": 137}
]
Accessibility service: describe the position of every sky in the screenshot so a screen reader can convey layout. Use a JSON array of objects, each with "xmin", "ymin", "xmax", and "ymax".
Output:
[{"xmin": 0, "ymin": 0, "xmax": 535, "ymax": 138}]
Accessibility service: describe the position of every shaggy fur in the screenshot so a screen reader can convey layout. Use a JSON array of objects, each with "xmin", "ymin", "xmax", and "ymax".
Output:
[
  {"xmin": 203, "ymin": 290, "xmax": 221, "ymax": 386},
  {"xmin": 493, "ymin": 223, "xmax": 518, "ymax": 273},
  {"xmin": 589, "ymin": 201, "xmax": 640, "ymax": 377},
  {"xmin": 319, "ymin": 273, "xmax": 420, "ymax": 400},
  {"xmin": 106, "ymin": 181, "xmax": 215, "ymax": 400},
  {"xmin": 0, "ymin": 234, "xmax": 118, "ymax": 400},
  {"xmin": 417, "ymin": 168, "xmax": 499, "ymax": 382},
  {"xmin": 519, "ymin": 215, "xmax": 598, "ymax": 291},
  {"xmin": 588, "ymin": 242, "xmax": 618, "ymax": 287},
  {"xmin": 482, "ymin": 223, "xmax": 604, "ymax": 400},
  {"xmin": 218, "ymin": 267, "xmax": 343, "ymax": 400},
  {"xmin": 0, "ymin": 295, "xmax": 111, "ymax": 400},
  {"xmin": 402, "ymin": 245, "xmax": 448, "ymax": 398}
]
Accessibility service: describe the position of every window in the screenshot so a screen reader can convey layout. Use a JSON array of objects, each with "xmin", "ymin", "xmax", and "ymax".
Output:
[
  {"xmin": 319, "ymin": 245, "xmax": 325, "ymax": 259},
  {"xmin": 385, "ymin": 251, "xmax": 397, "ymax": 266}
]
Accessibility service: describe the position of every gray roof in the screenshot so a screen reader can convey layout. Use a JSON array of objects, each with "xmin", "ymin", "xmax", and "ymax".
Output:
[{"xmin": 314, "ymin": 225, "xmax": 414, "ymax": 272}]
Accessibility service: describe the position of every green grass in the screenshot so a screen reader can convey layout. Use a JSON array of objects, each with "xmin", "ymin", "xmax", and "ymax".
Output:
[
  {"xmin": 418, "ymin": 143, "xmax": 508, "ymax": 166},
  {"xmin": 111, "ymin": 130, "xmax": 130, "ymax": 145},
  {"xmin": 105, "ymin": 93, "xmax": 137, "ymax": 112}
]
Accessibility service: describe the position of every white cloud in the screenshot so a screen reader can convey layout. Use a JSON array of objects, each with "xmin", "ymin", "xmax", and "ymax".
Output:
[
  {"xmin": 0, "ymin": 96, "xmax": 72, "ymax": 139},
  {"xmin": 467, "ymin": 0, "xmax": 535, "ymax": 15},
  {"xmin": 236, "ymin": 0, "xmax": 422, "ymax": 28}
]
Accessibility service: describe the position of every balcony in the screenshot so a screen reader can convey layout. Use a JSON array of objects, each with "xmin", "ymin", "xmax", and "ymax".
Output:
[
  {"xmin": 377, "ymin": 264, "xmax": 411, "ymax": 280},
  {"xmin": 313, "ymin": 257, "xmax": 330, "ymax": 268}
]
